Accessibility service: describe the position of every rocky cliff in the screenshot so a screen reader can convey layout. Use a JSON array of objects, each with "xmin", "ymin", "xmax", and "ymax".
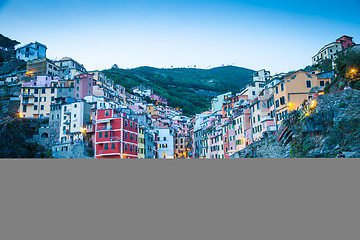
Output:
[{"xmin": 231, "ymin": 89, "xmax": 360, "ymax": 158}]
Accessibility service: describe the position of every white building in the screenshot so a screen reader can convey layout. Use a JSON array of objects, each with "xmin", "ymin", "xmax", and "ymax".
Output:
[
  {"xmin": 131, "ymin": 85, "xmax": 153, "ymax": 97},
  {"xmin": 16, "ymin": 42, "xmax": 47, "ymax": 62},
  {"xmin": 211, "ymin": 92, "xmax": 232, "ymax": 114},
  {"xmin": 55, "ymin": 57, "xmax": 87, "ymax": 80},
  {"xmin": 156, "ymin": 128, "xmax": 175, "ymax": 158},
  {"xmin": 239, "ymin": 69, "xmax": 270, "ymax": 100},
  {"xmin": 84, "ymin": 95, "xmax": 121, "ymax": 110},
  {"xmin": 253, "ymin": 69, "xmax": 271, "ymax": 82},
  {"xmin": 59, "ymin": 101, "xmax": 91, "ymax": 143},
  {"xmin": 312, "ymin": 42, "xmax": 343, "ymax": 65}
]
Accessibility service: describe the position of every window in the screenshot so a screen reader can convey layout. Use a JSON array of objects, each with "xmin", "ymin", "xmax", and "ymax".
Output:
[
  {"xmin": 306, "ymin": 80, "xmax": 311, "ymax": 88},
  {"xmin": 99, "ymin": 132, "xmax": 102, "ymax": 138},
  {"xmin": 256, "ymin": 103, "xmax": 259, "ymax": 110},
  {"xmin": 130, "ymin": 122, "xmax": 133, "ymax": 129},
  {"xmin": 258, "ymin": 115, "xmax": 260, "ymax": 121},
  {"xmin": 76, "ymin": 79, "xmax": 80, "ymax": 84},
  {"xmin": 111, "ymin": 143, "xmax": 115, "ymax": 149},
  {"xmin": 125, "ymin": 144, "xmax": 128, "ymax": 151},
  {"xmin": 124, "ymin": 132, "xmax": 127, "ymax": 139},
  {"xmin": 320, "ymin": 81, "xmax": 324, "ymax": 87},
  {"xmin": 76, "ymin": 86, "xmax": 79, "ymax": 91},
  {"xmin": 275, "ymin": 100, "xmax": 280, "ymax": 108},
  {"xmin": 42, "ymin": 89, "xmax": 46, "ymax": 94},
  {"xmin": 280, "ymin": 96, "xmax": 286, "ymax": 105},
  {"xmin": 252, "ymin": 91, "xmax": 256, "ymax": 96},
  {"xmin": 74, "ymin": 104, "xmax": 77, "ymax": 108},
  {"xmin": 104, "ymin": 143, "xmax": 108, "ymax": 150},
  {"xmin": 76, "ymin": 93, "xmax": 79, "ymax": 98},
  {"xmin": 34, "ymin": 89, "xmax": 39, "ymax": 94},
  {"xmin": 51, "ymin": 96, "xmax": 54, "ymax": 101},
  {"xmin": 41, "ymin": 105, "xmax": 44, "ymax": 110},
  {"xmin": 125, "ymin": 120, "xmax": 128, "ymax": 127},
  {"xmin": 163, "ymin": 137, "xmax": 166, "ymax": 141},
  {"xmin": 73, "ymin": 124, "xmax": 76, "ymax": 128},
  {"xmin": 281, "ymin": 83, "xmax": 284, "ymax": 91},
  {"xmin": 34, "ymin": 105, "xmax": 38, "ymax": 110},
  {"xmin": 105, "ymin": 131, "xmax": 108, "ymax": 138},
  {"xmin": 130, "ymin": 134, "xmax": 133, "ymax": 140},
  {"xmin": 34, "ymin": 97, "xmax": 38, "ymax": 102},
  {"xmin": 275, "ymin": 86, "xmax": 278, "ymax": 94},
  {"xmin": 105, "ymin": 111, "xmax": 109, "ymax": 116},
  {"xmin": 43, "ymin": 97, "xmax": 46, "ymax": 102},
  {"xmin": 51, "ymin": 88, "xmax": 55, "ymax": 93},
  {"xmin": 130, "ymin": 145, "xmax": 133, "ymax": 152}
]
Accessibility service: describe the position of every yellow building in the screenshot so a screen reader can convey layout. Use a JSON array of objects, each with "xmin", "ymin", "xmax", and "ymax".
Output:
[
  {"xmin": 273, "ymin": 71, "xmax": 331, "ymax": 124},
  {"xmin": 20, "ymin": 81, "xmax": 74, "ymax": 118},
  {"xmin": 138, "ymin": 125, "xmax": 145, "ymax": 158},
  {"xmin": 146, "ymin": 104, "xmax": 159, "ymax": 116}
]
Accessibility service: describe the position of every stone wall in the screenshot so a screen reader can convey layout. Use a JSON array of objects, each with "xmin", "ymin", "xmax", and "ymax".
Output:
[
  {"xmin": 52, "ymin": 142, "xmax": 94, "ymax": 159},
  {"xmin": 230, "ymin": 136, "xmax": 291, "ymax": 158}
]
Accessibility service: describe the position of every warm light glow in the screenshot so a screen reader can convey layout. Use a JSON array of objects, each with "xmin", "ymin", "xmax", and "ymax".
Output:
[
  {"xmin": 350, "ymin": 68, "xmax": 356, "ymax": 73},
  {"xmin": 309, "ymin": 100, "xmax": 316, "ymax": 109},
  {"xmin": 18, "ymin": 112, "xmax": 22, "ymax": 118}
]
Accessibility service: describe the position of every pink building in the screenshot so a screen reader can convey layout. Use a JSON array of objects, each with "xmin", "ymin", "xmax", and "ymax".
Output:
[
  {"xmin": 23, "ymin": 75, "xmax": 62, "ymax": 88},
  {"xmin": 336, "ymin": 35, "xmax": 355, "ymax": 50},
  {"xmin": 74, "ymin": 74, "xmax": 94, "ymax": 100},
  {"xmin": 150, "ymin": 94, "xmax": 168, "ymax": 105}
]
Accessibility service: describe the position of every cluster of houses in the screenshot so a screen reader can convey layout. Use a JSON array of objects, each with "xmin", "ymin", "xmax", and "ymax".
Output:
[
  {"xmin": 188, "ymin": 35, "xmax": 359, "ymax": 158},
  {"xmin": 1, "ymin": 35, "xmax": 358, "ymax": 158},
  {"xmin": 1, "ymin": 41, "xmax": 190, "ymax": 159}
]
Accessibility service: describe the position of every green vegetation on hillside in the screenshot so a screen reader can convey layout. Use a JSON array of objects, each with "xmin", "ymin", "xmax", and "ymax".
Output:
[
  {"xmin": 325, "ymin": 48, "xmax": 360, "ymax": 93},
  {"xmin": 0, "ymin": 34, "xmax": 20, "ymax": 63},
  {"xmin": 102, "ymin": 66, "xmax": 254, "ymax": 116}
]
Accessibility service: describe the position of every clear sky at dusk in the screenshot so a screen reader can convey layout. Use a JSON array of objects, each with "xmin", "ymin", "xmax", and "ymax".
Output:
[{"xmin": 1, "ymin": 0, "xmax": 360, "ymax": 74}]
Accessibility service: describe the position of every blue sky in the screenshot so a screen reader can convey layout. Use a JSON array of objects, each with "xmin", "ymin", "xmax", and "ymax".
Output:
[{"xmin": 1, "ymin": 0, "xmax": 360, "ymax": 74}]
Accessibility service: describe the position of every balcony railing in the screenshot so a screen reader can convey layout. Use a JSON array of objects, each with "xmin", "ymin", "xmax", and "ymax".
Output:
[
  {"xmin": 110, "ymin": 136, "xmax": 121, "ymax": 141},
  {"xmin": 22, "ymin": 101, "xmax": 34, "ymax": 105},
  {"xmin": 63, "ymin": 120, "xmax": 71, "ymax": 125},
  {"xmin": 266, "ymin": 125, "xmax": 277, "ymax": 132},
  {"xmin": 22, "ymin": 93, "xmax": 34, "ymax": 97},
  {"xmin": 97, "ymin": 125, "xmax": 113, "ymax": 131},
  {"xmin": 261, "ymin": 115, "xmax": 274, "ymax": 122}
]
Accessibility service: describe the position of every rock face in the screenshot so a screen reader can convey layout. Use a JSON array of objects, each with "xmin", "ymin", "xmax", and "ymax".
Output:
[
  {"xmin": 230, "ymin": 137, "xmax": 291, "ymax": 158},
  {"xmin": 231, "ymin": 89, "xmax": 360, "ymax": 158}
]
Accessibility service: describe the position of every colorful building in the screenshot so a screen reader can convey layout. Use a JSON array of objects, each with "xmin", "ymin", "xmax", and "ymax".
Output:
[{"xmin": 95, "ymin": 109, "xmax": 139, "ymax": 158}]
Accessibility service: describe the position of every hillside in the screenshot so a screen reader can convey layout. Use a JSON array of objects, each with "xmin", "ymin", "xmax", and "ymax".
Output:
[{"xmin": 102, "ymin": 66, "xmax": 254, "ymax": 116}]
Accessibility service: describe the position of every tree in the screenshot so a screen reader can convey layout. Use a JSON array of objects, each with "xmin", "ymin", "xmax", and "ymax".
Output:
[
  {"xmin": 111, "ymin": 64, "xmax": 119, "ymax": 70},
  {"xmin": 0, "ymin": 34, "xmax": 20, "ymax": 50},
  {"xmin": 335, "ymin": 48, "xmax": 360, "ymax": 82}
]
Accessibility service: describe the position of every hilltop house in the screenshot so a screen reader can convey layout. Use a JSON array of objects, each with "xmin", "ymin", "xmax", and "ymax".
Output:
[{"xmin": 16, "ymin": 42, "xmax": 47, "ymax": 62}]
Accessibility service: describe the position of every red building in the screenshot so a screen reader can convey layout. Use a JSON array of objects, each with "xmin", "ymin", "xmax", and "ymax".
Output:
[
  {"xmin": 336, "ymin": 35, "xmax": 355, "ymax": 50},
  {"xmin": 95, "ymin": 109, "xmax": 139, "ymax": 158}
]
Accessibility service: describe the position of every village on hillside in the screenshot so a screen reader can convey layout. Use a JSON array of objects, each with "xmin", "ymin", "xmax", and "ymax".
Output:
[{"xmin": 1, "ymin": 34, "xmax": 359, "ymax": 158}]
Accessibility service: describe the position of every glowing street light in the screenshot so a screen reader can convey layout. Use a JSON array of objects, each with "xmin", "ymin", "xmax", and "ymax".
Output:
[{"xmin": 309, "ymin": 100, "xmax": 316, "ymax": 109}]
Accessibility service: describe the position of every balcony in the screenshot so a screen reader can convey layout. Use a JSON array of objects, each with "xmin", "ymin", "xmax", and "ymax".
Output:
[
  {"xmin": 22, "ymin": 93, "xmax": 34, "ymax": 97},
  {"xmin": 64, "ymin": 110, "xmax": 71, "ymax": 115},
  {"xmin": 98, "ymin": 150, "xmax": 121, "ymax": 156},
  {"xmin": 63, "ymin": 120, "xmax": 71, "ymax": 125},
  {"xmin": 261, "ymin": 115, "xmax": 274, "ymax": 122},
  {"xmin": 266, "ymin": 125, "xmax": 277, "ymax": 132},
  {"xmin": 97, "ymin": 125, "xmax": 113, "ymax": 131},
  {"xmin": 110, "ymin": 136, "xmax": 121, "ymax": 141},
  {"xmin": 22, "ymin": 101, "xmax": 34, "ymax": 105}
]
